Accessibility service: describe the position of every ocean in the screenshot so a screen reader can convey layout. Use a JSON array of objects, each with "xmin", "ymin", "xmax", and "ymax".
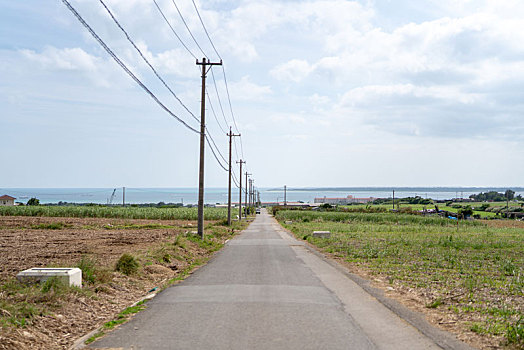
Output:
[{"xmin": 1, "ymin": 187, "xmax": 523, "ymax": 205}]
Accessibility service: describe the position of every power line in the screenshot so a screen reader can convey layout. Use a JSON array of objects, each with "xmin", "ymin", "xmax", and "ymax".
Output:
[
  {"xmin": 170, "ymin": 0, "xmax": 208, "ymax": 58},
  {"xmin": 205, "ymin": 135, "xmax": 228, "ymax": 172},
  {"xmin": 206, "ymin": 89, "xmax": 227, "ymax": 134},
  {"xmin": 191, "ymin": 0, "xmax": 221, "ymax": 60},
  {"xmin": 206, "ymin": 129, "xmax": 228, "ymax": 165},
  {"xmin": 210, "ymin": 67, "xmax": 230, "ymax": 130},
  {"xmin": 99, "ymin": 0, "xmax": 199, "ymax": 123},
  {"xmin": 189, "ymin": 0, "xmax": 245, "ymax": 160},
  {"xmin": 61, "ymin": 0, "xmax": 199, "ymax": 134},
  {"xmin": 221, "ymin": 66, "xmax": 244, "ymax": 158},
  {"xmin": 152, "ymin": 0, "xmax": 197, "ymax": 60}
]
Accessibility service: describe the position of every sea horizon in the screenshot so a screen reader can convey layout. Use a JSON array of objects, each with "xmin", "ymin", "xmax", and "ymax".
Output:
[{"xmin": 1, "ymin": 187, "xmax": 523, "ymax": 205}]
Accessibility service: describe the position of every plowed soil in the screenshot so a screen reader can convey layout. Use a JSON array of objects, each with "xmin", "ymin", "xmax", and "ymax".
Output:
[{"xmin": 0, "ymin": 216, "xmax": 224, "ymax": 349}]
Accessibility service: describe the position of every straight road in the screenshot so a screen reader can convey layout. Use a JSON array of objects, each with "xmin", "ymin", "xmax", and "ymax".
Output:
[{"xmin": 89, "ymin": 209, "xmax": 472, "ymax": 350}]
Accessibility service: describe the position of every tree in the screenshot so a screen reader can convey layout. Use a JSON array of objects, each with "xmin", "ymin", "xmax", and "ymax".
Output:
[
  {"xmin": 505, "ymin": 189, "xmax": 515, "ymax": 201},
  {"xmin": 27, "ymin": 198, "xmax": 40, "ymax": 206}
]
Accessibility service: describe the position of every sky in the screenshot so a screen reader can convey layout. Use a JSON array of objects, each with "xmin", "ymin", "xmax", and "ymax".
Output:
[{"xmin": 1, "ymin": 0, "xmax": 523, "ymax": 188}]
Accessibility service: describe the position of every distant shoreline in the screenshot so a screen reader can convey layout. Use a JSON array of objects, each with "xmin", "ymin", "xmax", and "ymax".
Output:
[{"xmin": 266, "ymin": 186, "xmax": 524, "ymax": 192}]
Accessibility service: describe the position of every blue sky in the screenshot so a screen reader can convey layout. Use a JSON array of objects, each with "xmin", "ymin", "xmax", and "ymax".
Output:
[{"xmin": 1, "ymin": 0, "xmax": 523, "ymax": 188}]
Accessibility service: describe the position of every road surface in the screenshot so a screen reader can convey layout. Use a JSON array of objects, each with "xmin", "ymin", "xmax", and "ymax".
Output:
[{"xmin": 88, "ymin": 209, "xmax": 472, "ymax": 350}]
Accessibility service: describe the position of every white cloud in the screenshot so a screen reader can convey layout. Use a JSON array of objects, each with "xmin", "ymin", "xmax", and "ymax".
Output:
[
  {"xmin": 270, "ymin": 59, "xmax": 312, "ymax": 82},
  {"xmin": 21, "ymin": 47, "xmax": 99, "ymax": 71},
  {"xmin": 228, "ymin": 75, "xmax": 272, "ymax": 101},
  {"xmin": 270, "ymin": 113, "xmax": 306, "ymax": 124}
]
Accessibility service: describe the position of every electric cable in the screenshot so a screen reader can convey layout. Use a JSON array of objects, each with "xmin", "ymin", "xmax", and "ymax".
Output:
[
  {"xmin": 191, "ymin": 0, "xmax": 221, "ymax": 60},
  {"xmin": 152, "ymin": 0, "xmax": 197, "ymax": 60},
  {"xmin": 206, "ymin": 89, "xmax": 227, "ymax": 134},
  {"xmin": 170, "ymin": 0, "xmax": 208, "ymax": 58},
  {"xmin": 61, "ymin": 0, "xmax": 199, "ymax": 134},
  {"xmin": 99, "ymin": 0, "xmax": 199, "ymax": 123}
]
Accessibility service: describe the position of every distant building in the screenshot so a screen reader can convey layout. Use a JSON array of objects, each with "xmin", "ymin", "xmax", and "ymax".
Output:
[
  {"xmin": 314, "ymin": 195, "xmax": 374, "ymax": 205},
  {"xmin": 0, "ymin": 195, "xmax": 16, "ymax": 206}
]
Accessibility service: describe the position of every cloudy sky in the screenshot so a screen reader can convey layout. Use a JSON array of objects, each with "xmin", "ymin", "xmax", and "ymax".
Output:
[{"xmin": 1, "ymin": 0, "xmax": 523, "ymax": 188}]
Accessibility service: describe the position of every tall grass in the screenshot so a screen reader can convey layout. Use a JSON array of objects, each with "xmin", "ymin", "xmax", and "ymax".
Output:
[{"xmin": 0, "ymin": 206, "xmax": 227, "ymax": 221}]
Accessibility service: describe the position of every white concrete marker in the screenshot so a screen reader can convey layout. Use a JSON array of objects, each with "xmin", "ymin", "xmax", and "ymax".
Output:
[
  {"xmin": 17, "ymin": 268, "xmax": 82, "ymax": 287},
  {"xmin": 313, "ymin": 230, "xmax": 331, "ymax": 238}
]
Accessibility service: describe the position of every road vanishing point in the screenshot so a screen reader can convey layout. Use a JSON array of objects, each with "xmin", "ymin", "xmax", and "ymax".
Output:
[{"xmin": 88, "ymin": 209, "xmax": 473, "ymax": 350}]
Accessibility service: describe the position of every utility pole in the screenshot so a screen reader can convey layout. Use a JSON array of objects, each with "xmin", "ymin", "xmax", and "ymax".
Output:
[
  {"xmin": 123, "ymin": 187, "xmax": 125, "ymax": 207},
  {"xmin": 392, "ymin": 190, "xmax": 395, "ymax": 210},
  {"xmin": 251, "ymin": 180, "xmax": 255, "ymax": 208},
  {"xmin": 227, "ymin": 127, "xmax": 240, "ymax": 226},
  {"xmin": 284, "ymin": 185, "xmax": 287, "ymax": 206},
  {"xmin": 236, "ymin": 160, "xmax": 245, "ymax": 220},
  {"xmin": 245, "ymin": 172, "xmax": 251, "ymax": 217},
  {"xmin": 248, "ymin": 179, "xmax": 251, "ymax": 209},
  {"xmin": 249, "ymin": 179, "xmax": 254, "ymax": 209},
  {"xmin": 196, "ymin": 58, "xmax": 222, "ymax": 239}
]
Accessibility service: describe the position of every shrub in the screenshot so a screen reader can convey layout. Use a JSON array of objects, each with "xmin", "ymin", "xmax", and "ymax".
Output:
[
  {"xmin": 115, "ymin": 254, "xmax": 139, "ymax": 275},
  {"xmin": 26, "ymin": 198, "xmax": 40, "ymax": 206}
]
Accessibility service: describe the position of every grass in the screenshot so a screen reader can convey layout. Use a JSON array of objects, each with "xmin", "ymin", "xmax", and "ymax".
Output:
[
  {"xmin": 0, "ymin": 206, "xmax": 228, "ymax": 221},
  {"xmin": 0, "ymin": 276, "xmax": 88, "ymax": 329},
  {"xmin": 115, "ymin": 254, "xmax": 140, "ymax": 275},
  {"xmin": 336, "ymin": 201, "xmax": 524, "ymax": 219},
  {"xmin": 85, "ymin": 300, "xmax": 148, "ymax": 344},
  {"xmin": 276, "ymin": 209, "xmax": 523, "ymax": 347},
  {"xmin": 30, "ymin": 222, "xmax": 73, "ymax": 230}
]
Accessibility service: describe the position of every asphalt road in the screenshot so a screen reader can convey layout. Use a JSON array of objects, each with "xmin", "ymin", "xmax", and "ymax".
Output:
[{"xmin": 88, "ymin": 209, "xmax": 472, "ymax": 350}]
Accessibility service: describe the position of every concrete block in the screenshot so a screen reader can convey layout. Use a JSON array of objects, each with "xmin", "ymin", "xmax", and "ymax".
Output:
[
  {"xmin": 17, "ymin": 268, "xmax": 82, "ymax": 287},
  {"xmin": 285, "ymin": 221, "xmax": 293, "ymax": 224},
  {"xmin": 313, "ymin": 231, "xmax": 331, "ymax": 238}
]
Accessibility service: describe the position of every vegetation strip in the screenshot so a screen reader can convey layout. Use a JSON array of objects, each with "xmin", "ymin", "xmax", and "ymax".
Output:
[
  {"xmin": 0, "ymin": 206, "xmax": 228, "ymax": 221},
  {"xmin": 275, "ymin": 208, "xmax": 523, "ymax": 349}
]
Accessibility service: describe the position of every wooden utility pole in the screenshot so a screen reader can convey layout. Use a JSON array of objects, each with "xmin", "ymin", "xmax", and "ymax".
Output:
[
  {"xmin": 236, "ymin": 160, "xmax": 245, "ymax": 220},
  {"xmin": 245, "ymin": 172, "xmax": 251, "ymax": 217},
  {"xmin": 284, "ymin": 185, "xmax": 287, "ymax": 206},
  {"xmin": 196, "ymin": 58, "xmax": 222, "ymax": 239},
  {"xmin": 227, "ymin": 127, "xmax": 240, "ymax": 226},
  {"xmin": 123, "ymin": 187, "xmax": 125, "ymax": 207}
]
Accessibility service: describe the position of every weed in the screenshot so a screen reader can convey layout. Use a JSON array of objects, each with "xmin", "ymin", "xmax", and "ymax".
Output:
[
  {"xmin": 41, "ymin": 276, "xmax": 68, "ymax": 294},
  {"xmin": 501, "ymin": 259, "xmax": 517, "ymax": 276},
  {"xmin": 427, "ymin": 298, "xmax": 443, "ymax": 309},
  {"xmin": 115, "ymin": 254, "xmax": 139, "ymax": 275},
  {"xmin": 505, "ymin": 316, "xmax": 523, "ymax": 345},
  {"xmin": 31, "ymin": 222, "xmax": 71, "ymax": 230},
  {"xmin": 77, "ymin": 256, "xmax": 97, "ymax": 284},
  {"xmin": 76, "ymin": 256, "xmax": 112, "ymax": 285},
  {"xmin": 174, "ymin": 235, "xmax": 187, "ymax": 249}
]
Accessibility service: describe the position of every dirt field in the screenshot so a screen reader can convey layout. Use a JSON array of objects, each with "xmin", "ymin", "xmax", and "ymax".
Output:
[{"xmin": 0, "ymin": 216, "xmax": 233, "ymax": 349}]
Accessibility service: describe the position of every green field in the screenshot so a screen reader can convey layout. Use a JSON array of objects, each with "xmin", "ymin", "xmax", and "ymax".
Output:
[
  {"xmin": 340, "ymin": 201, "xmax": 523, "ymax": 219},
  {"xmin": 276, "ymin": 210, "xmax": 523, "ymax": 347},
  {"xmin": 0, "ymin": 206, "xmax": 228, "ymax": 221}
]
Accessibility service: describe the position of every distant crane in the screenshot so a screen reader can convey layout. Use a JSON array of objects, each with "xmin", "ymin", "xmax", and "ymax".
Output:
[{"xmin": 107, "ymin": 188, "xmax": 117, "ymax": 205}]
